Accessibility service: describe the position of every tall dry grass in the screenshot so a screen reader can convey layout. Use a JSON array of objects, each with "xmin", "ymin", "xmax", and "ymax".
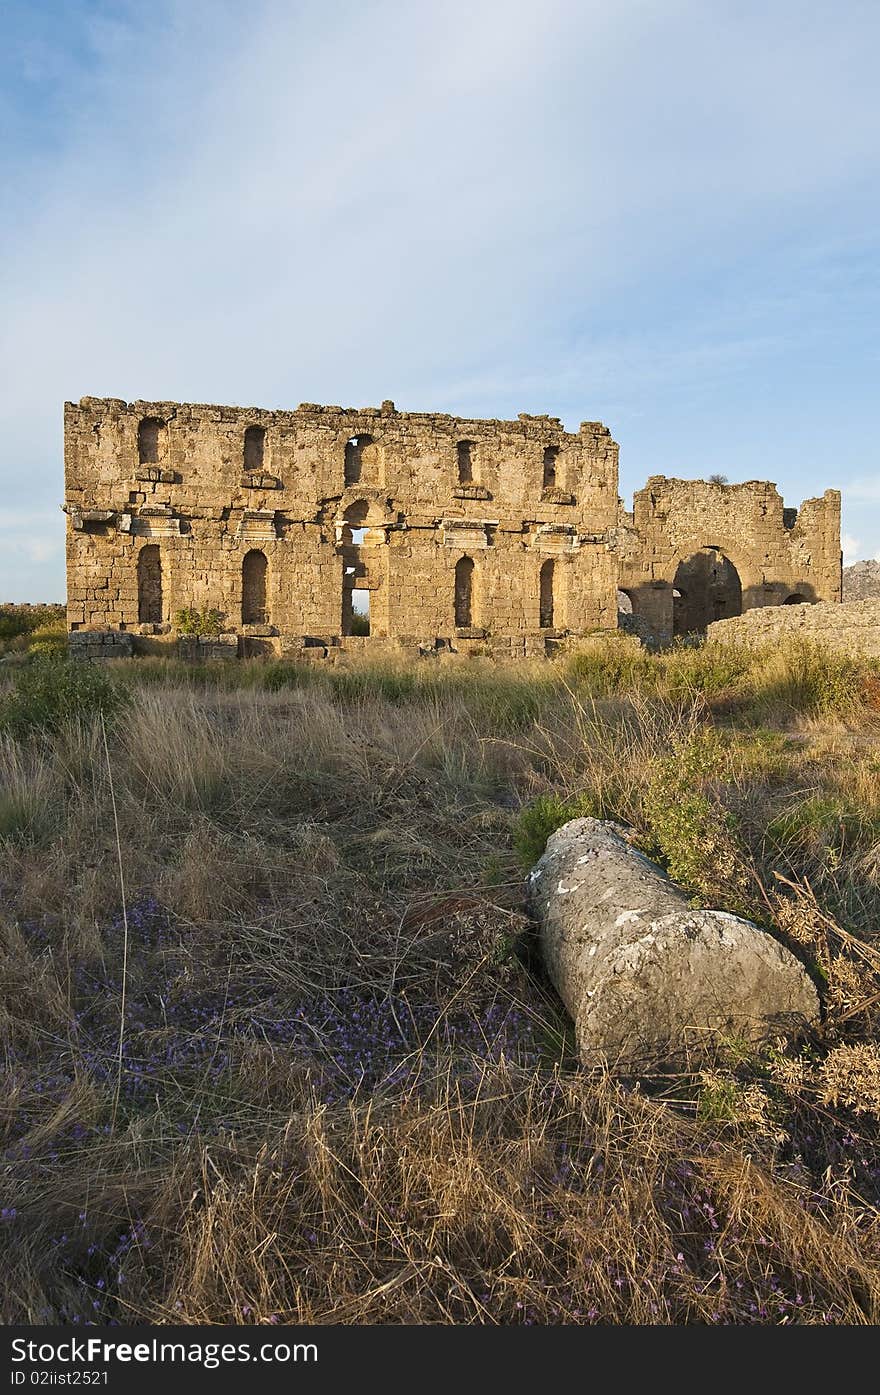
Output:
[{"xmin": 1, "ymin": 640, "xmax": 880, "ymax": 1323}]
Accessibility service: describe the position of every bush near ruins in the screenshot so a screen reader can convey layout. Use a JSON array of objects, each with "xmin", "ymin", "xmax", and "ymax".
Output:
[
  {"xmin": 0, "ymin": 655, "xmax": 128, "ymax": 737},
  {"xmin": 173, "ymin": 605, "xmax": 224, "ymax": 637},
  {"xmin": 26, "ymin": 621, "xmax": 69, "ymax": 658},
  {"xmin": 3, "ymin": 637, "xmax": 880, "ymax": 1325},
  {"xmin": 0, "ymin": 603, "xmax": 66, "ymax": 654},
  {"xmin": 513, "ymin": 791, "xmax": 603, "ymax": 868}
]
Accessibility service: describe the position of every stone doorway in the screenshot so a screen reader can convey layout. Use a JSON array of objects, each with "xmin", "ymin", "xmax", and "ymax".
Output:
[
  {"xmin": 539, "ymin": 559, "xmax": 555, "ymax": 629},
  {"xmin": 673, "ymin": 548, "xmax": 742, "ymax": 636},
  {"xmin": 454, "ymin": 556, "xmax": 475, "ymax": 628},
  {"xmin": 137, "ymin": 544, "xmax": 162, "ymax": 624},
  {"xmin": 242, "ymin": 549, "xmax": 268, "ymax": 624}
]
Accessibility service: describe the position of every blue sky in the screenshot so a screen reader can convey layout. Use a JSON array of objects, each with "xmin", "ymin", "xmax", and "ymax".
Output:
[{"xmin": 1, "ymin": 0, "xmax": 878, "ymax": 601}]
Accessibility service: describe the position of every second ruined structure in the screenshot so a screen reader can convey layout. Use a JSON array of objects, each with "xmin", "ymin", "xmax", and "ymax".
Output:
[{"xmin": 63, "ymin": 396, "xmax": 842, "ymax": 656}]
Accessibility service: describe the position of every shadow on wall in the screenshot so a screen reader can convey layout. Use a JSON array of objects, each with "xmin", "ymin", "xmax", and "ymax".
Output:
[{"xmin": 618, "ymin": 550, "xmax": 819, "ymax": 644}]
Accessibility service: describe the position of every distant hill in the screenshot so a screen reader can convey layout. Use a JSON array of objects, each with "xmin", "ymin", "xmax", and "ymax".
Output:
[{"xmin": 843, "ymin": 560, "xmax": 880, "ymax": 600}]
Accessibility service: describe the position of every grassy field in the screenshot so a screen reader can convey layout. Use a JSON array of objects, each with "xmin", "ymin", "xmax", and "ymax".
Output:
[{"xmin": 2, "ymin": 638, "xmax": 880, "ymax": 1324}]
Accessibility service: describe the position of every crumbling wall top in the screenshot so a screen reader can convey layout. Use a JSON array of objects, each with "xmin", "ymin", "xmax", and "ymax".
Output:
[{"xmin": 69, "ymin": 397, "xmax": 618, "ymax": 447}]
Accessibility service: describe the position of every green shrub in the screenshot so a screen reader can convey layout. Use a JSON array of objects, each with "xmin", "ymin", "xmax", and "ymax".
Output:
[
  {"xmin": 349, "ymin": 613, "xmax": 370, "ymax": 636},
  {"xmin": 0, "ymin": 603, "xmax": 65, "ymax": 641},
  {"xmin": 564, "ymin": 640, "xmax": 752, "ymax": 701},
  {"xmin": 727, "ymin": 728, "xmax": 796, "ymax": 782},
  {"xmin": 174, "ymin": 606, "xmax": 224, "ymax": 637},
  {"xmin": 696, "ymin": 1073, "xmax": 743, "ymax": 1124},
  {"xmin": 640, "ymin": 730, "xmax": 746, "ymax": 901},
  {"xmin": 0, "ymin": 657, "xmax": 129, "ymax": 737},
  {"xmin": 27, "ymin": 622, "xmax": 68, "ymax": 658},
  {"xmin": 513, "ymin": 791, "xmax": 601, "ymax": 868},
  {"xmin": 329, "ymin": 664, "xmax": 420, "ymax": 704}
]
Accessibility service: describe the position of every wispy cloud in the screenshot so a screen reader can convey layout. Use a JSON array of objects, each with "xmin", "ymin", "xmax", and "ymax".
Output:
[
  {"xmin": 1, "ymin": 0, "xmax": 880, "ymax": 598},
  {"xmin": 844, "ymin": 477, "xmax": 880, "ymax": 503},
  {"xmin": 842, "ymin": 532, "xmax": 863, "ymax": 565}
]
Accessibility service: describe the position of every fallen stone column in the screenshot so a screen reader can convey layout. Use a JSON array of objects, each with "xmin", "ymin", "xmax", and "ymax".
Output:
[{"xmin": 528, "ymin": 818, "xmax": 819, "ymax": 1071}]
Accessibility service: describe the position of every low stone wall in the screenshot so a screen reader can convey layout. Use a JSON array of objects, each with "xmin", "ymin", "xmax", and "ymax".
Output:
[
  {"xmin": 177, "ymin": 634, "xmax": 239, "ymax": 662},
  {"xmin": 708, "ymin": 600, "xmax": 880, "ymax": 656},
  {"xmin": 69, "ymin": 630, "xmax": 134, "ymax": 660}
]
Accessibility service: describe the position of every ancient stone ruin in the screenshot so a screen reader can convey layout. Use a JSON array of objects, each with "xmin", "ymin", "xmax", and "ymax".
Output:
[
  {"xmin": 616, "ymin": 476, "xmax": 841, "ymax": 643},
  {"xmin": 708, "ymin": 597, "xmax": 880, "ymax": 656},
  {"xmin": 63, "ymin": 397, "xmax": 842, "ymax": 656}
]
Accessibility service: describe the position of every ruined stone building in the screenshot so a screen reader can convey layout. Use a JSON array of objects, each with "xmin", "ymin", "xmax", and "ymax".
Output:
[
  {"xmin": 616, "ymin": 476, "xmax": 841, "ymax": 642},
  {"xmin": 63, "ymin": 396, "xmax": 842, "ymax": 655}
]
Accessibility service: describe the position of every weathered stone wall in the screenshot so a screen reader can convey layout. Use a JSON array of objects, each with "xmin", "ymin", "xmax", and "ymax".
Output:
[
  {"xmin": 617, "ymin": 477, "xmax": 841, "ymax": 643},
  {"xmin": 63, "ymin": 398, "xmax": 842, "ymax": 653},
  {"xmin": 64, "ymin": 397, "xmax": 621, "ymax": 647},
  {"xmin": 707, "ymin": 598, "xmax": 880, "ymax": 655},
  {"xmin": 177, "ymin": 634, "xmax": 239, "ymax": 662},
  {"xmin": 68, "ymin": 629, "xmax": 134, "ymax": 660}
]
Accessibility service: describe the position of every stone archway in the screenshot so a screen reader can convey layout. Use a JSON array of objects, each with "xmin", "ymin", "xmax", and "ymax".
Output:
[
  {"xmin": 339, "ymin": 498, "xmax": 389, "ymax": 637},
  {"xmin": 242, "ymin": 549, "xmax": 269, "ymax": 624},
  {"xmin": 344, "ymin": 435, "xmax": 381, "ymax": 487},
  {"xmin": 137, "ymin": 544, "xmax": 163, "ymax": 624},
  {"xmin": 539, "ymin": 559, "xmax": 555, "ymax": 629},
  {"xmin": 672, "ymin": 547, "xmax": 742, "ymax": 636},
  {"xmin": 137, "ymin": 417, "xmax": 165, "ymax": 466},
  {"xmin": 454, "ymin": 556, "xmax": 475, "ymax": 628}
]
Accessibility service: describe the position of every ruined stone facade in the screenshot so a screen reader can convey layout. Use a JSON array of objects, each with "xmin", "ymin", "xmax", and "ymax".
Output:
[
  {"xmin": 63, "ymin": 397, "xmax": 842, "ymax": 655},
  {"xmin": 617, "ymin": 477, "xmax": 841, "ymax": 643},
  {"xmin": 63, "ymin": 397, "xmax": 621, "ymax": 656}
]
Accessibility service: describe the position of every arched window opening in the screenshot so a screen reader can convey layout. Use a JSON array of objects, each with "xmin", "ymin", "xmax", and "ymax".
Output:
[
  {"xmin": 344, "ymin": 438, "xmax": 360, "ymax": 486},
  {"xmin": 616, "ymin": 589, "xmax": 634, "ymax": 616},
  {"xmin": 539, "ymin": 560, "xmax": 555, "ymax": 629},
  {"xmin": 243, "ymin": 425, "xmax": 265, "ymax": 472},
  {"xmin": 344, "ymin": 434, "xmax": 376, "ymax": 487},
  {"xmin": 672, "ymin": 549, "xmax": 741, "ymax": 636},
  {"xmin": 137, "ymin": 545, "xmax": 162, "ymax": 624},
  {"xmin": 341, "ymin": 499, "xmax": 370, "ymax": 546},
  {"xmin": 457, "ymin": 440, "xmax": 475, "ymax": 485},
  {"xmin": 342, "ymin": 563, "xmax": 370, "ymax": 637},
  {"xmin": 543, "ymin": 446, "xmax": 559, "ymax": 490},
  {"xmin": 454, "ymin": 556, "xmax": 474, "ymax": 628},
  {"xmin": 138, "ymin": 417, "xmax": 164, "ymax": 466},
  {"xmin": 784, "ymin": 592, "xmax": 807, "ymax": 605},
  {"xmin": 242, "ymin": 549, "xmax": 268, "ymax": 625}
]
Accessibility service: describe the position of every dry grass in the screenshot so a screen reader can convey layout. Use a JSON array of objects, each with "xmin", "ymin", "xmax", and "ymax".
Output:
[{"xmin": 2, "ymin": 641, "xmax": 880, "ymax": 1324}]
